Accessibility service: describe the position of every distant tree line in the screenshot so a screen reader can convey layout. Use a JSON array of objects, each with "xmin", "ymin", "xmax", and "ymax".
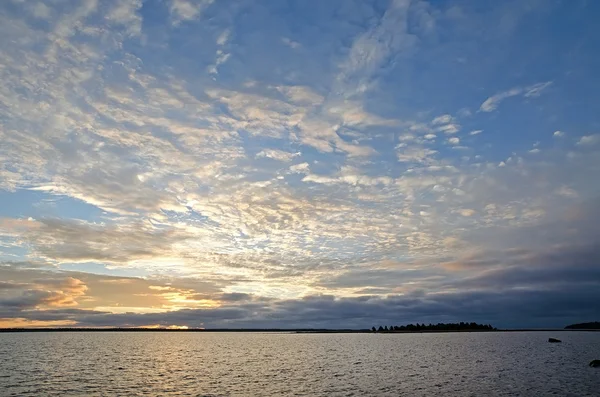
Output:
[
  {"xmin": 371, "ymin": 322, "xmax": 496, "ymax": 333},
  {"xmin": 564, "ymin": 322, "xmax": 600, "ymax": 330}
]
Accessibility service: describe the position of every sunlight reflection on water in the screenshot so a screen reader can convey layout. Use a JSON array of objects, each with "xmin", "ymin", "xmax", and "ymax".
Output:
[{"xmin": 1, "ymin": 332, "xmax": 599, "ymax": 396}]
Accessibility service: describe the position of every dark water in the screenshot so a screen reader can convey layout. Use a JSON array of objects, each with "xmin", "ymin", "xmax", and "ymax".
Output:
[{"xmin": 1, "ymin": 331, "xmax": 599, "ymax": 396}]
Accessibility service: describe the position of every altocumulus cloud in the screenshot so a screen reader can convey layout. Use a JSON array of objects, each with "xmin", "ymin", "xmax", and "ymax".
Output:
[{"xmin": 0, "ymin": 0, "xmax": 600, "ymax": 328}]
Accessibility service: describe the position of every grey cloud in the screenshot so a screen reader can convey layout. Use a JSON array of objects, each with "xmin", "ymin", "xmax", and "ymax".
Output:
[
  {"xmin": 0, "ymin": 289, "xmax": 64, "ymax": 309},
  {"xmin": 13, "ymin": 286, "xmax": 599, "ymax": 329},
  {"xmin": 0, "ymin": 281, "xmax": 23, "ymax": 290},
  {"xmin": 317, "ymin": 268, "xmax": 429, "ymax": 289},
  {"xmin": 219, "ymin": 292, "xmax": 254, "ymax": 302},
  {"xmin": 450, "ymin": 245, "xmax": 600, "ymax": 291}
]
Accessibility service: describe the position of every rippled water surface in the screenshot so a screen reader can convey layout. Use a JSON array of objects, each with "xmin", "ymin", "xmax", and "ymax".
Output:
[{"xmin": 1, "ymin": 331, "xmax": 599, "ymax": 396}]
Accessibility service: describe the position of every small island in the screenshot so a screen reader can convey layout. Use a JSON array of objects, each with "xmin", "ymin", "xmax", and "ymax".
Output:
[
  {"xmin": 371, "ymin": 322, "xmax": 496, "ymax": 333},
  {"xmin": 564, "ymin": 322, "xmax": 600, "ymax": 330}
]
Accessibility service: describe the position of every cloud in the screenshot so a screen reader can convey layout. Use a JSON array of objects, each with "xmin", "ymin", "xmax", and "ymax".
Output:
[
  {"xmin": 169, "ymin": 0, "xmax": 214, "ymax": 25},
  {"xmin": 276, "ymin": 86, "xmax": 324, "ymax": 106},
  {"xmin": 256, "ymin": 149, "xmax": 300, "ymax": 162},
  {"xmin": 555, "ymin": 186, "xmax": 577, "ymax": 198},
  {"xmin": 553, "ymin": 130, "xmax": 564, "ymax": 137},
  {"xmin": 0, "ymin": 277, "xmax": 88, "ymax": 310},
  {"xmin": 577, "ymin": 134, "xmax": 600, "ymax": 146},
  {"xmin": 524, "ymin": 81, "xmax": 552, "ymax": 98},
  {"xmin": 29, "ymin": 2, "xmax": 52, "ymax": 20},
  {"xmin": 431, "ymin": 114, "xmax": 453, "ymax": 125},
  {"xmin": 216, "ymin": 29, "xmax": 230, "ymax": 46},
  {"xmin": 0, "ymin": 0, "xmax": 599, "ymax": 329},
  {"xmin": 1, "ymin": 218, "xmax": 191, "ymax": 264},
  {"xmin": 479, "ymin": 87, "xmax": 523, "ymax": 112},
  {"xmin": 4, "ymin": 280, "xmax": 600, "ymax": 329},
  {"xmin": 208, "ymin": 51, "xmax": 231, "ymax": 75},
  {"xmin": 289, "ymin": 163, "xmax": 310, "ymax": 173},
  {"xmin": 106, "ymin": 0, "xmax": 143, "ymax": 36},
  {"xmin": 436, "ymin": 124, "xmax": 460, "ymax": 134},
  {"xmin": 457, "ymin": 209, "xmax": 475, "ymax": 217},
  {"xmin": 281, "ymin": 37, "xmax": 300, "ymax": 49},
  {"xmin": 335, "ymin": 0, "xmax": 416, "ymax": 97},
  {"xmin": 479, "ymin": 81, "xmax": 552, "ymax": 112},
  {"xmin": 396, "ymin": 147, "xmax": 437, "ymax": 164}
]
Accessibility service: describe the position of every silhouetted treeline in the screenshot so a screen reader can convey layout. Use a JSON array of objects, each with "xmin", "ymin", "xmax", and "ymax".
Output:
[
  {"xmin": 371, "ymin": 322, "xmax": 496, "ymax": 333},
  {"xmin": 564, "ymin": 322, "xmax": 600, "ymax": 330}
]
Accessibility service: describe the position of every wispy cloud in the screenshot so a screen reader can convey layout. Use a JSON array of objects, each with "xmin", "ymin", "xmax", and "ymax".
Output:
[
  {"xmin": 524, "ymin": 81, "xmax": 553, "ymax": 98},
  {"xmin": 479, "ymin": 81, "xmax": 552, "ymax": 112},
  {"xmin": 479, "ymin": 87, "xmax": 523, "ymax": 112}
]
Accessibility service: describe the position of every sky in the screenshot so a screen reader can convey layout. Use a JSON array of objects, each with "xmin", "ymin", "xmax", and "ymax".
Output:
[{"xmin": 0, "ymin": 0, "xmax": 599, "ymax": 329}]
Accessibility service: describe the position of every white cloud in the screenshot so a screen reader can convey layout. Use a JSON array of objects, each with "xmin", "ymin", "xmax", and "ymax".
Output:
[
  {"xmin": 256, "ymin": 149, "xmax": 300, "ymax": 162},
  {"xmin": 216, "ymin": 29, "xmax": 230, "ymax": 45},
  {"xmin": 106, "ymin": 0, "xmax": 143, "ymax": 36},
  {"xmin": 208, "ymin": 50, "xmax": 231, "ymax": 75},
  {"xmin": 524, "ymin": 81, "xmax": 552, "ymax": 98},
  {"xmin": 555, "ymin": 186, "xmax": 578, "ymax": 198},
  {"xmin": 327, "ymin": 101, "xmax": 399, "ymax": 127},
  {"xmin": 448, "ymin": 137, "xmax": 460, "ymax": 145},
  {"xmin": 480, "ymin": 81, "xmax": 552, "ymax": 112},
  {"xmin": 576, "ymin": 134, "xmax": 600, "ymax": 146},
  {"xmin": 302, "ymin": 171, "xmax": 393, "ymax": 187},
  {"xmin": 335, "ymin": 139, "xmax": 378, "ymax": 157},
  {"xmin": 397, "ymin": 147, "xmax": 437, "ymax": 164},
  {"xmin": 431, "ymin": 114, "xmax": 453, "ymax": 125},
  {"xmin": 436, "ymin": 124, "xmax": 460, "ymax": 134},
  {"xmin": 289, "ymin": 163, "xmax": 309, "ymax": 173},
  {"xmin": 458, "ymin": 209, "xmax": 475, "ymax": 217},
  {"xmin": 469, "ymin": 130, "xmax": 482, "ymax": 136},
  {"xmin": 281, "ymin": 37, "xmax": 300, "ymax": 49},
  {"xmin": 169, "ymin": 0, "xmax": 214, "ymax": 25},
  {"xmin": 479, "ymin": 87, "xmax": 522, "ymax": 112},
  {"xmin": 335, "ymin": 0, "xmax": 415, "ymax": 97},
  {"xmin": 553, "ymin": 130, "xmax": 564, "ymax": 137},
  {"xmin": 301, "ymin": 174, "xmax": 338, "ymax": 185},
  {"xmin": 276, "ymin": 86, "xmax": 324, "ymax": 106}
]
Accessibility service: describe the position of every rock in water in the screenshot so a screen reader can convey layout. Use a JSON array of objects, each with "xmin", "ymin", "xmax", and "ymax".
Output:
[
  {"xmin": 548, "ymin": 338, "xmax": 561, "ymax": 343},
  {"xmin": 590, "ymin": 360, "xmax": 600, "ymax": 368}
]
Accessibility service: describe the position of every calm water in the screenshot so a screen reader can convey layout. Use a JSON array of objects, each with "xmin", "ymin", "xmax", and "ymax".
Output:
[{"xmin": 1, "ymin": 331, "xmax": 599, "ymax": 396}]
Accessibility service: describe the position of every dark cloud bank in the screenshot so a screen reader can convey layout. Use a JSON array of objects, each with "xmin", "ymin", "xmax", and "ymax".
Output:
[
  {"xmin": 3, "ymin": 285, "xmax": 599, "ymax": 329},
  {"xmin": 2, "ymin": 242, "xmax": 599, "ymax": 329}
]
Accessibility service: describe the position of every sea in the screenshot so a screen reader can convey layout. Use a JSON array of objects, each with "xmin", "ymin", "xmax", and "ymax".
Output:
[{"xmin": 1, "ymin": 331, "xmax": 599, "ymax": 396}]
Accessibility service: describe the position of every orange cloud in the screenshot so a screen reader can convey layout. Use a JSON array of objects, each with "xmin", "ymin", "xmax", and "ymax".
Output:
[
  {"xmin": 35, "ymin": 277, "xmax": 88, "ymax": 307},
  {"xmin": 0, "ymin": 318, "xmax": 76, "ymax": 328}
]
